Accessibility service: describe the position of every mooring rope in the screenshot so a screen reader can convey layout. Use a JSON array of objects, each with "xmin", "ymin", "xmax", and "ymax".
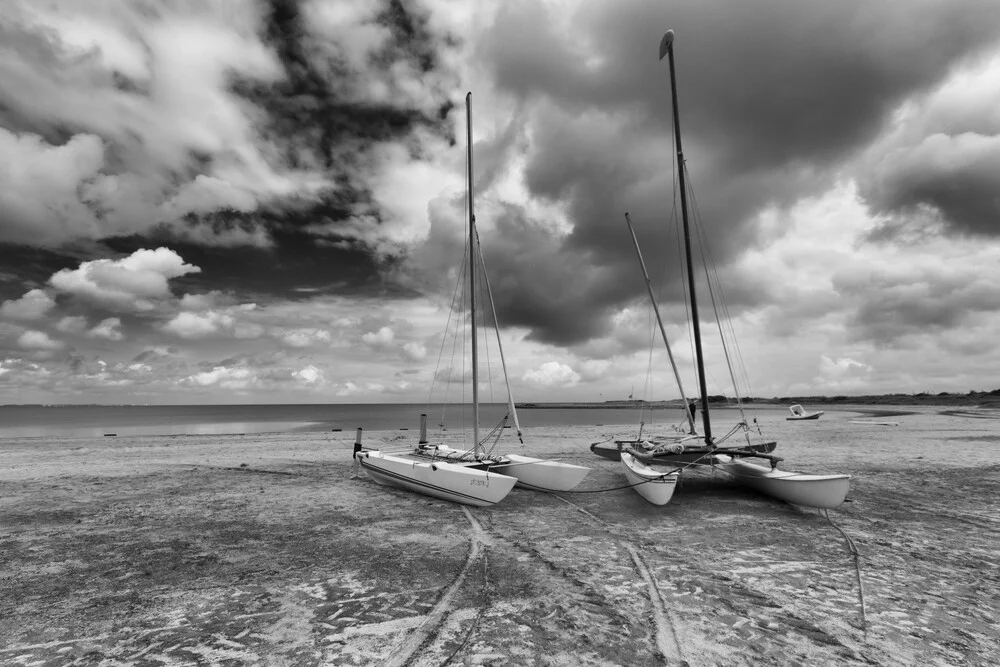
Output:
[
  {"xmin": 516, "ymin": 476, "xmax": 677, "ymax": 494},
  {"xmin": 823, "ymin": 508, "xmax": 868, "ymax": 636},
  {"xmin": 441, "ymin": 551, "xmax": 490, "ymax": 666}
]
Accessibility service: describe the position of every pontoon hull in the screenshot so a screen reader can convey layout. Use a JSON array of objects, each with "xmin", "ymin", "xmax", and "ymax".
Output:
[
  {"xmin": 492, "ymin": 454, "xmax": 591, "ymax": 491},
  {"xmin": 715, "ymin": 455, "xmax": 850, "ymax": 509},
  {"xmin": 620, "ymin": 452, "xmax": 679, "ymax": 506},
  {"xmin": 413, "ymin": 445, "xmax": 590, "ymax": 491},
  {"xmin": 359, "ymin": 451, "xmax": 517, "ymax": 507}
]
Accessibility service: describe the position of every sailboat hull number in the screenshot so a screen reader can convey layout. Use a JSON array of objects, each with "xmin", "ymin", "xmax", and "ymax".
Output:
[{"xmin": 470, "ymin": 479, "xmax": 489, "ymax": 487}]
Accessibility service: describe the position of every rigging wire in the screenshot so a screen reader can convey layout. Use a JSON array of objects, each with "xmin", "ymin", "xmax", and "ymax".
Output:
[
  {"xmin": 428, "ymin": 232, "xmax": 472, "ymax": 431},
  {"xmin": 685, "ymin": 167, "xmax": 756, "ymax": 403}
]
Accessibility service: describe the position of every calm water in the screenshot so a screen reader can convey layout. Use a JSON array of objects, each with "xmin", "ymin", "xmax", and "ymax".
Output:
[{"xmin": 0, "ymin": 403, "xmax": 794, "ymax": 439}]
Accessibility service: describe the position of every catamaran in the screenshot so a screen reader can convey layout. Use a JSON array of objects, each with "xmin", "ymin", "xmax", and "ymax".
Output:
[
  {"xmin": 606, "ymin": 30, "xmax": 850, "ymax": 509},
  {"xmin": 359, "ymin": 93, "xmax": 589, "ymax": 505}
]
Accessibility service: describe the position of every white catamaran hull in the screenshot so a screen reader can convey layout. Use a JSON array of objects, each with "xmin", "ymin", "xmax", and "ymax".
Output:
[
  {"xmin": 714, "ymin": 455, "xmax": 850, "ymax": 509},
  {"xmin": 620, "ymin": 452, "xmax": 679, "ymax": 506},
  {"xmin": 359, "ymin": 451, "xmax": 517, "ymax": 507},
  {"xmin": 493, "ymin": 454, "xmax": 591, "ymax": 491},
  {"xmin": 415, "ymin": 445, "xmax": 590, "ymax": 492}
]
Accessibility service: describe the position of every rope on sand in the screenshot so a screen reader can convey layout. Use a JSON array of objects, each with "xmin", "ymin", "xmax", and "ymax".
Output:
[
  {"xmin": 442, "ymin": 550, "xmax": 490, "ymax": 666},
  {"xmin": 823, "ymin": 509, "xmax": 868, "ymax": 636}
]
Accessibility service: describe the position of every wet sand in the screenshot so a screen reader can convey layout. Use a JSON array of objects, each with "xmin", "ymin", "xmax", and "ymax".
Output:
[{"xmin": 2, "ymin": 405, "xmax": 999, "ymax": 666}]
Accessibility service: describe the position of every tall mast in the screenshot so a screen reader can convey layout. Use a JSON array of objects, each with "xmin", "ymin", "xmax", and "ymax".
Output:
[
  {"xmin": 466, "ymin": 91, "xmax": 480, "ymax": 454},
  {"xmin": 659, "ymin": 30, "xmax": 713, "ymax": 445},
  {"xmin": 624, "ymin": 212, "xmax": 696, "ymax": 433}
]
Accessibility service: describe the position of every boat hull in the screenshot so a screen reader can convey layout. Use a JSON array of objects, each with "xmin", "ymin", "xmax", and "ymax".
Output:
[
  {"xmin": 714, "ymin": 455, "xmax": 850, "ymax": 509},
  {"xmin": 413, "ymin": 445, "xmax": 590, "ymax": 491},
  {"xmin": 359, "ymin": 451, "xmax": 517, "ymax": 507},
  {"xmin": 620, "ymin": 452, "xmax": 679, "ymax": 506},
  {"xmin": 592, "ymin": 439, "xmax": 777, "ymax": 463},
  {"xmin": 787, "ymin": 405, "xmax": 823, "ymax": 420},
  {"xmin": 492, "ymin": 454, "xmax": 590, "ymax": 491}
]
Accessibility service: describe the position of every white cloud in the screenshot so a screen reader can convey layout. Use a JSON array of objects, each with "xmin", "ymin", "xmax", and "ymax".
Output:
[
  {"xmin": 362, "ymin": 326, "xmax": 395, "ymax": 347},
  {"xmin": 179, "ymin": 365, "xmax": 256, "ymax": 390},
  {"xmin": 0, "ymin": 129, "xmax": 106, "ymax": 245},
  {"xmin": 335, "ymin": 380, "xmax": 362, "ymax": 397},
  {"xmin": 278, "ymin": 328, "xmax": 332, "ymax": 348},
  {"xmin": 522, "ymin": 361, "xmax": 580, "ymax": 387},
  {"xmin": 162, "ymin": 310, "xmax": 233, "ymax": 339},
  {"xmin": 87, "ymin": 317, "xmax": 124, "ymax": 341},
  {"xmin": 403, "ymin": 341, "xmax": 427, "ymax": 361},
  {"xmin": 56, "ymin": 316, "xmax": 89, "ymax": 333},
  {"xmin": 0, "ymin": 289, "xmax": 56, "ymax": 321},
  {"xmin": 292, "ymin": 365, "xmax": 324, "ymax": 384},
  {"xmin": 50, "ymin": 247, "xmax": 200, "ymax": 311},
  {"xmin": 0, "ymin": 0, "xmax": 328, "ymax": 246},
  {"xmin": 17, "ymin": 330, "xmax": 64, "ymax": 350}
]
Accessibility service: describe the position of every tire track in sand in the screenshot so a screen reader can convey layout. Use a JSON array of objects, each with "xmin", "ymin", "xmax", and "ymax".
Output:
[
  {"xmin": 381, "ymin": 506, "xmax": 486, "ymax": 667},
  {"xmin": 552, "ymin": 494, "xmax": 685, "ymax": 664}
]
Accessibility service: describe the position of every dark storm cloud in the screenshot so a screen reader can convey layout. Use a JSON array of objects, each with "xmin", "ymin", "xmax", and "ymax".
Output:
[
  {"xmin": 0, "ymin": 0, "xmax": 465, "ymax": 302},
  {"xmin": 466, "ymin": 0, "xmax": 1000, "ymax": 346},
  {"xmin": 862, "ymin": 133, "xmax": 1000, "ymax": 237},
  {"xmin": 245, "ymin": 0, "xmax": 455, "ymax": 171}
]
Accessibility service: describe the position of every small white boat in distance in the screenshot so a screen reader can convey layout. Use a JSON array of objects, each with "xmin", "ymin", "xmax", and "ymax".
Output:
[
  {"xmin": 359, "ymin": 451, "xmax": 517, "ymax": 507},
  {"xmin": 714, "ymin": 455, "xmax": 850, "ymax": 509},
  {"xmin": 620, "ymin": 448, "xmax": 680, "ymax": 506},
  {"xmin": 787, "ymin": 404, "xmax": 824, "ymax": 420}
]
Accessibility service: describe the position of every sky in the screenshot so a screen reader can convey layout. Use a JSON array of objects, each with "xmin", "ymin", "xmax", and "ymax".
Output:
[{"xmin": 2, "ymin": 0, "xmax": 1000, "ymax": 405}]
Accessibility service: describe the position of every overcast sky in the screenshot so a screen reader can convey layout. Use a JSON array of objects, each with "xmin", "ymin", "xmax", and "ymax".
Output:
[{"xmin": 2, "ymin": 0, "xmax": 1000, "ymax": 405}]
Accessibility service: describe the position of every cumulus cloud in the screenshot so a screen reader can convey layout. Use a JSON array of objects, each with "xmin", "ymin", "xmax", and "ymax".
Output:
[
  {"xmin": 0, "ymin": 0, "xmax": 319, "ymax": 246},
  {"xmin": 402, "ymin": 341, "xmax": 427, "ymax": 361},
  {"xmin": 362, "ymin": 326, "xmax": 395, "ymax": 347},
  {"xmin": 17, "ymin": 330, "xmax": 64, "ymax": 350},
  {"xmin": 50, "ymin": 247, "xmax": 200, "ymax": 311},
  {"xmin": 292, "ymin": 364, "xmax": 324, "ymax": 384},
  {"xmin": 278, "ymin": 328, "xmax": 332, "ymax": 348},
  {"xmin": 0, "ymin": 289, "xmax": 56, "ymax": 320},
  {"xmin": 522, "ymin": 361, "xmax": 580, "ymax": 387},
  {"xmin": 87, "ymin": 317, "xmax": 124, "ymax": 341},
  {"xmin": 179, "ymin": 365, "xmax": 256, "ymax": 390},
  {"xmin": 162, "ymin": 311, "xmax": 234, "ymax": 339},
  {"xmin": 56, "ymin": 316, "xmax": 89, "ymax": 334}
]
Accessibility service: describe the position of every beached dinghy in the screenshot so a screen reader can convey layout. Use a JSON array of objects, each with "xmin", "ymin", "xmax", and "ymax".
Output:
[
  {"xmin": 787, "ymin": 404, "xmax": 824, "ymax": 420},
  {"xmin": 361, "ymin": 93, "xmax": 588, "ymax": 504},
  {"xmin": 602, "ymin": 30, "xmax": 850, "ymax": 507},
  {"xmin": 713, "ymin": 454, "xmax": 850, "ymax": 509}
]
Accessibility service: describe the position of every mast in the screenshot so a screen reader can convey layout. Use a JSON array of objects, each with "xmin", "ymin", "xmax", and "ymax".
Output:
[
  {"xmin": 659, "ymin": 30, "xmax": 713, "ymax": 445},
  {"xmin": 466, "ymin": 91, "xmax": 480, "ymax": 454},
  {"xmin": 624, "ymin": 212, "xmax": 697, "ymax": 433}
]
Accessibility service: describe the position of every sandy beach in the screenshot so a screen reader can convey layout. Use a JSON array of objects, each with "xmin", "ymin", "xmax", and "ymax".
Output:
[{"xmin": 2, "ymin": 405, "xmax": 999, "ymax": 666}]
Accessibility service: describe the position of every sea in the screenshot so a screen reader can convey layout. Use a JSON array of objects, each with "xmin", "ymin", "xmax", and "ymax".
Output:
[{"xmin": 0, "ymin": 403, "xmax": 795, "ymax": 440}]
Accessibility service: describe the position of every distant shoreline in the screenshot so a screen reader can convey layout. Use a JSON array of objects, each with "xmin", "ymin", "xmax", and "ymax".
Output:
[{"xmin": 517, "ymin": 391, "xmax": 1000, "ymax": 410}]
